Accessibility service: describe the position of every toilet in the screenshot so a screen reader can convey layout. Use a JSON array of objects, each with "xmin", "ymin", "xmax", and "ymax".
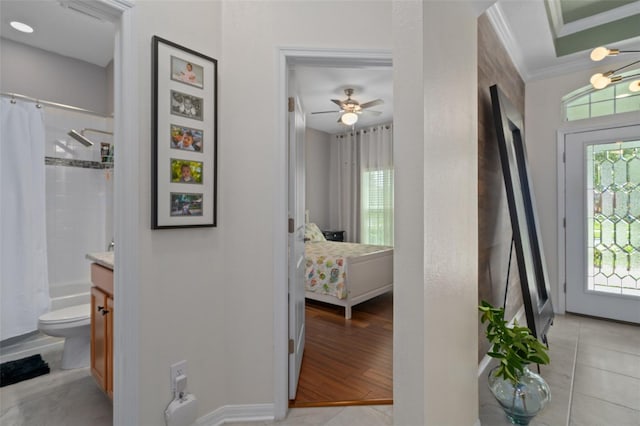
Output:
[{"xmin": 38, "ymin": 304, "xmax": 91, "ymax": 369}]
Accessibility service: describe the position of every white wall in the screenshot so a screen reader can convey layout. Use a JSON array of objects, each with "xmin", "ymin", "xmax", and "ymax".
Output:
[
  {"xmin": 305, "ymin": 127, "xmax": 331, "ymax": 229},
  {"xmin": 0, "ymin": 38, "xmax": 110, "ymax": 115},
  {"xmin": 393, "ymin": 2, "xmax": 479, "ymax": 424},
  {"xmin": 220, "ymin": 0, "xmax": 392, "ymax": 407},
  {"xmin": 132, "ymin": 2, "xmax": 225, "ymax": 424},
  {"xmin": 525, "ymin": 57, "xmax": 633, "ymax": 313},
  {"xmin": 129, "ymin": 1, "xmax": 480, "ymax": 424}
]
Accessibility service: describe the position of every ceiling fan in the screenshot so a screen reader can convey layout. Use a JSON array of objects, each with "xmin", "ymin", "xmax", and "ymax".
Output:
[{"xmin": 311, "ymin": 88, "xmax": 383, "ymax": 125}]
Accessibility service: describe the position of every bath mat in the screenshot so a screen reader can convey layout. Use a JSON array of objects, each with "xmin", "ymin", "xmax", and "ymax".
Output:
[{"xmin": 0, "ymin": 354, "xmax": 50, "ymax": 387}]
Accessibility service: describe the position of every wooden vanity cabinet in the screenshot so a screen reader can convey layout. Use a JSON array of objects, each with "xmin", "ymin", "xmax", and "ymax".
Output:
[{"xmin": 90, "ymin": 263, "xmax": 114, "ymax": 398}]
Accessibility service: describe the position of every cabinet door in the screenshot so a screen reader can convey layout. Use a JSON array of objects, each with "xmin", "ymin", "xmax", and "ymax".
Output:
[
  {"xmin": 91, "ymin": 287, "xmax": 108, "ymax": 392},
  {"xmin": 106, "ymin": 295, "xmax": 114, "ymax": 398}
]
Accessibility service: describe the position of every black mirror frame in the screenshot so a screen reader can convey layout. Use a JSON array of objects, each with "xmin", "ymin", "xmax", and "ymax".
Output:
[{"xmin": 490, "ymin": 84, "xmax": 554, "ymax": 343}]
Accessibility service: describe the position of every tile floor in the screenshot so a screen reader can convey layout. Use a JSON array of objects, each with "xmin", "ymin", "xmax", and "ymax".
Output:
[
  {"xmin": 1, "ymin": 314, "xmax": 637, "ymax": 425},
  {"xmin": 479, "ymin": 313, "xmax": 640, "ymax": 426}
]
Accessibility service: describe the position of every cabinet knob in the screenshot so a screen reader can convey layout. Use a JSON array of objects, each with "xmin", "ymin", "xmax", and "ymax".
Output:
[
  {"xmin": 102, "ymin": 309, "xmax": 110, "ymax": 316},
  {"xmin": 97, "ymin": 306, "xmax": 104, "ymax": 312}
]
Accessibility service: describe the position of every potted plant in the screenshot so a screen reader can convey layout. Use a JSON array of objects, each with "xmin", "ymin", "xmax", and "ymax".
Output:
[{"xmin": 479, "ymin": 301, "xmax": 551, "ymax": 425}]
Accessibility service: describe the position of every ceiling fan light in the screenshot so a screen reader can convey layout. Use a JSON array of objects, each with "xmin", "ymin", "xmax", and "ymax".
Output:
[
  {"xmin": 341, "ymin": 112, "xmax": 358, "ymax": 125},
  {"xmin": 629, "ymin": 80, "xmax": 640, "ymax": 93}
]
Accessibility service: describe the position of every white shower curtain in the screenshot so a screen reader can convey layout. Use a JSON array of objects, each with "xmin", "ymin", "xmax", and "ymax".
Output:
[{"xmin": 1, "ymin": 99, "xmax": 50, "ymax": 341}]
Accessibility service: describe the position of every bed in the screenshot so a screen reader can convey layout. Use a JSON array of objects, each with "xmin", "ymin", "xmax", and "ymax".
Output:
[{"xmin": 304, "ymin": 224, "xmax": 393, "ymax": 319}]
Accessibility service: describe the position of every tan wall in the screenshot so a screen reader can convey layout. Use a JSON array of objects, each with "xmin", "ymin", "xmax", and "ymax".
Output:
[{"xmin": 477, "ymin": 13, "xmax": 525, "ymax": 359}]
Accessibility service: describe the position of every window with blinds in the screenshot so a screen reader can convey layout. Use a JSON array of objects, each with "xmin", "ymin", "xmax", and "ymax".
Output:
[{"xmin": 361, "ymin": 168, "xmax": 394, "ymax": 246}]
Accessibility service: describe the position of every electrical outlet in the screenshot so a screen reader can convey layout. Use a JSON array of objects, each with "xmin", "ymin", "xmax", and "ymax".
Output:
[{"xmin": 170, "ymin": 360, "xmax": 187, "ymax": 395}]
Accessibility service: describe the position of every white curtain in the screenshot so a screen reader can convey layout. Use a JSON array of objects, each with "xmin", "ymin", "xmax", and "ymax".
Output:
[
  {"xmin": 329, "ymin": 132, "xmax": 360, "ymax": 242},
  {"xmin": 360, "ymin": 124, "xmax": 393, "ymax": 246},
  {"xmin": 1, "ymin": 99, "xmax": 50, "ymax": 341},
  {"xmin": 329, "ymin": 123, "xmax": 393, "ymax": 245}
]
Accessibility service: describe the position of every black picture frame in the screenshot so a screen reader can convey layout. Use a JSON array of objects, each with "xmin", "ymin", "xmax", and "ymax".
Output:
[
  {"xmin": 490, "ymin": 84, "xmax": 554, "ymax": 343},
  {"xmin": 152, "ymin": 36, "xmax": 217, "ymax": 228}
]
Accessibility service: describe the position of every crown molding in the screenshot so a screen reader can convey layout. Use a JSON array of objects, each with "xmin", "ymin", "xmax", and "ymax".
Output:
[{"xmin": 485, "ymin": 3, "xmax": 530, "ymax": 81}]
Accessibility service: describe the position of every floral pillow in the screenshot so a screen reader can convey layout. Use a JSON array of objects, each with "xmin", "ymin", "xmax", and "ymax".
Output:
[{"xmin": 304, "ymin": 223, "xmax": 326, "ymax": 242}]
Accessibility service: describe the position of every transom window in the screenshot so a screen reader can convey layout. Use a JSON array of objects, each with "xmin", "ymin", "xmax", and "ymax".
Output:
[{"xmin": 563, "ymin": 69, "xmax": 640, "ymax": 122}]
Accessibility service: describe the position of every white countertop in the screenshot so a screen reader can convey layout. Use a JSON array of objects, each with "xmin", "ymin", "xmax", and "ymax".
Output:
[{"xmin": 86, "ymin": 252, "xmax": 114, "ymax": 270}]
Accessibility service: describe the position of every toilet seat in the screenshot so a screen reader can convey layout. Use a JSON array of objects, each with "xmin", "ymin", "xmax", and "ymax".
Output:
[{"xmin": 39, "ymin": 304, "xmax": 90, "ymax": 325}]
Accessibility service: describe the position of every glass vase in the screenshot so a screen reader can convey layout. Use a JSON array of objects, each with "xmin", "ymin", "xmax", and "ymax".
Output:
[{"xmin": 488, "ymin": 365, "xmax": 551, "ymax": 425}]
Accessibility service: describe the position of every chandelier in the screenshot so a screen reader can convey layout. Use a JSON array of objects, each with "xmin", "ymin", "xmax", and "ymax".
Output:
[{"xmin": 589, "ymin": 46, "xmax": 640, "ymax": 92}]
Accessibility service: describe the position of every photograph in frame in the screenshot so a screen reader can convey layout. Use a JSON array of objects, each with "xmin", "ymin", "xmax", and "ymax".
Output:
[
  {"xmin": 170, "ymin": 192, "xmax": 203, "ymax": 217},
  {"xmin": 152, "ymin": 35, "xmax": 217, "ymax": 228},
  {"xmin": 170, "ymin": 159, "xmax": 203, "ymax": 184},
  {"xmin": 171, "ymin": 124, "xmax": 203, "ymax": 152},
  {"xmin": 170, "ymin": 90, "xmax": 203, "ymax": 121},
  {"xmin": 171, "ymin": 55, "xmax": 204, "ymax": 88}
]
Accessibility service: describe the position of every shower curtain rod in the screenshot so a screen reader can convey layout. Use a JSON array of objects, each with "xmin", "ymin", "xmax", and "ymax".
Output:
[{"xmin": 1, "ymin": 92, "xmax": 111, "ymax": 118}]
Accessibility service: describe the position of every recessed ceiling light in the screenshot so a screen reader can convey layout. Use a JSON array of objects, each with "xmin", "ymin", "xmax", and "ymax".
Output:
[{"xmin": 10, "ymin": 21, "xmax": 34, "ymax": 34}]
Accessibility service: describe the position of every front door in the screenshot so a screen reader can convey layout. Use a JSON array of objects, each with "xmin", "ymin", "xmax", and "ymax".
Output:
[
  {"xmin": 565, "ymin": 124, "xmax": 640, "ymax": 323},
  {"xmin": 288, "ymin": 95, "xmax": 306, "ymax": 399}
]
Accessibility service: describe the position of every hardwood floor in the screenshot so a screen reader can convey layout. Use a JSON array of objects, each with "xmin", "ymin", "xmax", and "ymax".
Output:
[{"xmin": 290, "ymin": 291, "xmax": 393, "ymax": 407}]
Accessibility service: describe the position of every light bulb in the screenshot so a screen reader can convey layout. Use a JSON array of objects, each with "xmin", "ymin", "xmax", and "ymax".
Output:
[
  {"xmin": 341, "ymin": 112, "xmax": 358, "ymax": 125},
  {"xmin": 630, "ymin": 80, "xmax": 640, "ymax": 93},
  {"xmin": 10, "ymin": 21, "xmax": 34, "ymax": 33},
  {"xmin": 590, "ymin": 73, "xmax": 613, "ymax": 90},
  {"xmin": 590, "ymin": 46, "xmax": 610, "ymax": 61}
]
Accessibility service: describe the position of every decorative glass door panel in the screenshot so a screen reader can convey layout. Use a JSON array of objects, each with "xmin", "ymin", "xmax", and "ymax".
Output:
[
  {"xmin": 565, "ymin": 125, "xmax": 640, "ymax": 323},
  {"xmin": 587, "ymin": 141, "xmax": 640, "ymax": 297}
]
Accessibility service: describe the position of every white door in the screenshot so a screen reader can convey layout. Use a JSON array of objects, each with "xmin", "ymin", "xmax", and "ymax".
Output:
[
  {"xmin": 565, "ymin": 124, "xmax": 640, "ymax": 323},
  {"xmin": 288, "ymin": 96, "xmax": 306, "ymax": 399}
]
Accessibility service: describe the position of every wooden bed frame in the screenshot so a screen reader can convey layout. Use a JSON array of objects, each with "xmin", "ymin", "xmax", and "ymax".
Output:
[{"xmin": 305, "ymin": 247, "xmax": 393, "ymax": 319}]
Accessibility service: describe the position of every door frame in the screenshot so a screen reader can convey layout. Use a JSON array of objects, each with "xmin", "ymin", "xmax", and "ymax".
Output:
[
  {"xmin": 274, "ymin": 47, "xmax": 392, "ymax": 420},
  {"xmin": 556, "ymin": 111, "xmax": 640, "ymax": 316}
]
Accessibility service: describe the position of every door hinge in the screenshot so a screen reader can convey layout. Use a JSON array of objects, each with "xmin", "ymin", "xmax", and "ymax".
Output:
[
  {"xmin": 563, "ymin": 217, "xmax": 566, "ymax": 228},
  {"xmin": 288, "ymin": 339, "xmax": 294, "ymax": 354},
  {"xmin": 288, "ymin": 97, "xmax": 294, "ymax": 112},
  {"xmin": 563, "ymin": 151, "xmax": 566, "ymax": 163},
  {"xmin": 564, "ymin": 282, "xmax": 566, "ymax": 293},
  {"xmin": 288, "ymin": 218, "xmax": 294, "ymax": 233}
]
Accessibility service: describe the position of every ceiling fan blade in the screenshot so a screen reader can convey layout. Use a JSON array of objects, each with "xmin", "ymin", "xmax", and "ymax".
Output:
[
  {"xmin": 331, "ymin": 99, "xmax": 344, "ymax": 108},
  {"xmin": 361, "ymin": 110, "xmax": 382, "ymax": 116},
  {"xmin": 311, "ymin": 110, "xmax": 340, "ymax": 115},
  {"xmin": 360, "ymin": 99, "xmax": 384, "ymax": 109}
]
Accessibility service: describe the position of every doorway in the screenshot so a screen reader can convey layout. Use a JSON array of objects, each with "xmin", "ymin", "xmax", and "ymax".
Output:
[
  {"xmin": 564, "ymin": 124, "xmax": 640, "ymax": 323},
  {"xmin": 282, "ymin": 49, "xmax": 394, "ymax": 408}
]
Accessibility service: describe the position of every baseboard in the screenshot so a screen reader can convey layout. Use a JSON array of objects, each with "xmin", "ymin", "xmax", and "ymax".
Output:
[{"xmin": 195, "ymin": 403, "xmax": 274, "ymax": 426}]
